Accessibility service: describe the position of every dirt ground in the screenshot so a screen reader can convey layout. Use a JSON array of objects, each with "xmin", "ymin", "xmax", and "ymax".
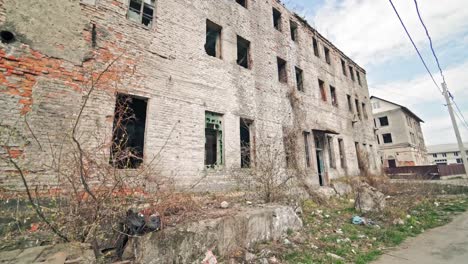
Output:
[{"xmin": 373, "ymin": 210, "xmax": 468, "ymax": 264}]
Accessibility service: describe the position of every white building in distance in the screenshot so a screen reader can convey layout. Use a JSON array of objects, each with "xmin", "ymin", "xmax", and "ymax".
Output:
[{"xmin": 427, "ymin": 143, "xmax": 468, "ymax": 165}]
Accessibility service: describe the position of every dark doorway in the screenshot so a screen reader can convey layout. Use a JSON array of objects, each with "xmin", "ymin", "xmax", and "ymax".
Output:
[
  {"xmin": 111, "ymin": 94, "xmax": 147, "ymax": 169},
  {"xmin": 240, "ymin": 119, "xmax": 252, "ymax": 168},
  {"xmin": 388, "ymin": 159, "xmax": 397, "ymax": 168},
  {"xmin": 205, "ymin": 129, "xmax": 218, "ymax": 166},
  {"xmin": 314, "ymin": 134, "xmax": 325, "ymax": 186}
]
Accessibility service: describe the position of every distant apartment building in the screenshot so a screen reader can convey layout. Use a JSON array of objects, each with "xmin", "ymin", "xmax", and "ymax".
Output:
[
  {"xmin": 427, "ymin": 143, "xmax": 468, "ymax": 165},
  {"xmin": 371, "ymin": 96, "xmax": 429, "ymax": 168}
]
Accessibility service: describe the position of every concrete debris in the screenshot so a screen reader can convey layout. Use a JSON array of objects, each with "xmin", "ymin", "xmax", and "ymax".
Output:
[
  {"xmin": 354, "ymin": 183, "xmax": 386, "ymax": 213},
  {"xmin": 220, "ymin": 201, "xmax": 230, "ymax": 209},
  {"xmin": 332, "ymin": 182, "xmax": 353, "ymax": 196},
  {"xmin": 326, "ymin": 252, "xmax": 344, "ymax": 260},
  {"xmin": 393, "ymin": 218, "xmax": 405, "ymax": 225}
]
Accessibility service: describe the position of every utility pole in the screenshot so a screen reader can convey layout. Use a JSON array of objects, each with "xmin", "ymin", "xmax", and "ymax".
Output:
[{"xmin": 442, "ymin": 82, "xmax": 468, "ymax": 178}]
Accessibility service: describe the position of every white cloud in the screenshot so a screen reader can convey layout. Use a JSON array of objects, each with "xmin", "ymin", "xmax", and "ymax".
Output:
[{"xmin": 309, "ymin": 0, "xmax": 468, "ymax": 66}]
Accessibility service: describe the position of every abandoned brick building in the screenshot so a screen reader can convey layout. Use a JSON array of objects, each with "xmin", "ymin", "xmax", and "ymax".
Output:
[{"xmin": 0, "ymin": 0, "xmax": 379, "ymax": 191}]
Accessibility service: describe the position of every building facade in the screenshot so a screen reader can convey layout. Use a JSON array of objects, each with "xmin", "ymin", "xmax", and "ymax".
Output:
[
  {"xmin": 427, "ymin": 143, "xmax": 468, "ymax": 165},
  {"xmin": 0, "ymin": 0, "xmax": 378, "ymax": 192},
  {"xmin": 371, "ymin": 96, "xmax": 429, "ymax": 168}
]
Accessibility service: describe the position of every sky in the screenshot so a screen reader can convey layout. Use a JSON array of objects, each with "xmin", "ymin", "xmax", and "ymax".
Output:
[{"xmin": 283, "ymin": 0, "xmax": 468, "ymax": 146}]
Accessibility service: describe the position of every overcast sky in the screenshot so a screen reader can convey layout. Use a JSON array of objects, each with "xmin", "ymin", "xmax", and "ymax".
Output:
[{"xmin": 283, "ymin": 0, "xmax": 468, "ymax": 146}]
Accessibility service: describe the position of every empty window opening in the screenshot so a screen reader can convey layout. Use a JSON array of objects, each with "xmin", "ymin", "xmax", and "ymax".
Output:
[
  {"xmin": 349, "ymin": 66, "xmax": 355, "ymax": 81},
  {"xmin": 328, "ymin": 136, "xmax": 335, "ymax": 168},
  {"xmin": 205, "ymin": 112, "xmax": 224, "ymax": 167},
  {"xmin": 376, "ymin": 134, "xmax": 381, "ymax": 145},
  {"xmin": 237, "ymin": 35, "xmax": 250, "ymax": 68},
  {"xmin": 205, "ymin": 20, "xmax": 222, "ymax": 58},
  {"xmin": 319, "ymin": 79, "xmax": 326, "ymax": 102},
  {"xmin": 324, "ymin": 46, "xmax": 331, "ymax": 64},
  {"xmin": 379, "ymin": 116, "xmax": 389, "ymax": 126},
  {"xmin": 355, "ymin": 99, "xmax": 361, "ymax": 120},
  {"xmin": 357, "ymin": 71, "xmax": 362, "ymax": 86},
  {"xmin": 91, "ymin": 24, "xmax": 97, "ymax": 48},
  {"xmin": 313, "ymin": 37, "xmax": 320, "ymax": 57},
  {"xmin": 0, "ymin": 30, "xmax": 15, "ymax": 44},
  {"xmin": 290, "ymin": 21, "xmax": 298, "ymax": 41},
  {"xmin": 236, "ymin": 0, "xmax": 247, "ymax": 8},
  {"xmin": 338, "ymin": 139, "xmax": 346, "ymax": 169},
  {"xmin": 362, "ymin": 103, "xmax": 368, "ymax": 119},
  {"xmin": 111, "ymin": 94, "xmax": 148, "ymax": 169},
  {"xmin": 295, "ymin": 67, "xmax": 304, "ymax": 91},
  {"xmin": 347, "ymin": 95, "xmax": 353, "ymax": 112},
  {"xmin": 240, "ymin": 119, "xmax": 253, "ymax": 168},
  {"xmin": 304, "ymin": 132, "xmax": 311, "ymax": 168},
  {"xmin": 330, "ymin": 86, "xmax": 338, "ymax": 107},
  {"xmin": 277, "ymin": 57, "xmax": 287, "ymax": 83},
  {"xmin": 388, "ymin": 159, "xmax": 396, "ymax": 168},
  {"xmin": 273, "ymin": 8, "xmax": 282, "ymax": 31},
  {"xmin": 127, "ymin": 0, "xmax": 155, "ymax": 27},
  {"xmin": 341, "ymin": 59, "xmax": 347, "ymax": 76},
  {"xmin": 382, "ymin": 133, "xmax": 393, "ymax": 144}
]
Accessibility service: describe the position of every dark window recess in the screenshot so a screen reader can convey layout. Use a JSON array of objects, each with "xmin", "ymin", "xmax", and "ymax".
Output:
[
  {"xmin": 379, "ymin": 116, "xmax": 389, "ymax": 126},
  {"xmin": 205, "ymin": 112, "xmax": 224, "ymax": 167},
  {"xmin": 273, "ymin": 8, "xmax": 282, "ymax": 31},
  {"xmin": 236, "ymin": 0, "xmax": 247, "ymax": 8},
  {"xmin": 205, "ymin": 20, "xmax": 222, "ymax": 58},
  {"xmin": 362, "ymin": 103, "xmax": 368, "ymax": 119},
  {"xmin": 0, "ymin": 30, "xmax": 15, "ymax": 44},
  {"xmin": 295, "ymin": 67, "xmax": 304, "ymax": 91},
  {"xmin": 382, "ymin": 133, "xmax": 393, "ymax": 144},
  {"xmin": 355, "ymin": 99, "xmax": 361, "ymax": 120},
  {"xmin": 347, "ymin": 95, "xmax": 353, "ymax": 112},
  {"xmin": 303, "ymin": 132, "xmax": 311, "ymax": 167},
  {"xmin": 349, "ymin": 66, "xmax": 355, "ymax": 81},
  {"xmin": 388, "ymin": 159, "xmax": 396, "ymax": 168},
  {"xmin": 319, "ymin": 79, "xmax": 326, "ymax": 101},
  {"xmin": 127, "ymin": 0, "xmax": 155, "ymax": 27},
  {"xmin": 328, "ymin": 136, "xmax": 335, "ymax": 168},
  {"xmin": 237, "ymin": 35, "xmax": 250, "ymax": 68},
  {"xmin": 341, "ymin": 59, "xmax": 347, "ymax": 76},
  {"xmin": 240, "ymin": 119, "xmax": 253, "ymax": 168},
  {"xmin": 330, "ymin": 86, "xmax": 338, "ymax": 107},
  {"xmin": 324, "ymin": 47, "xmax": 331, "ymax": 64},
  {"xmin": 91, "ymin": 24, "xmax": 97, "ymax": 48},
  {"xmin": 376, "ymin": 135, "xmax": 381, "ymax": 145},
  {"xmin": 338, "ymin": 139, "xmax": 346, "ymax": 168},
  {"xmin": 290, "ymin": 21, "xmax": 298, "ymax": 41},
  {"xmin": 111, "ymin": 94, "xmax": 147, "ymax": 169},
  {"xmin": 313, "ymin": 37, "xmax": 320, "ymax": 57},
  {"xmin": 357, "ymin": 71, "xmax": 362, "ymax": 86},
  {"xmin": 277, "ymin": 57, "xmax": 287, "ymax": 83}
]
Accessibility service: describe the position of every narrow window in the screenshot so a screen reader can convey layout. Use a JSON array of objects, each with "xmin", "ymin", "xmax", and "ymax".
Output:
[
  {"xmin": 303, "ymin": 131, "xmax": 311, "ymax": 168},
  {"xmin": 376, "ymin": 135, "xmax": 380, "ymax": 145},
  {"xmin": 355, "ymin": 99, "xmax": 361, "ymax": 120},
  {"xmin": 349, "ymin": 66, "xmax": 355, "ymax": 81},
  {"xmin": 205, "ymin": 20, "xmax": 222, "ymax": 58},
  {"xmin": 240, "ymin": 119, "xmax": 253, "ymax": 168},
  {"xmin": 328, "ymin": 136, "xmax": 335, "ymax": 168},
  {"xmin": 290, "ymin": 21, "xmax": 298, "ymax": 42},
  {"xmin": 127, "ymin": 0, "xmax": 155, "ymax": 27},
  {"xmin": 382, "ymin": 133, "xmax": 393, "ymax": 144},
  {"xmin": 347, "ymin": 95, "xmax": 353, "ymax": 112},
  {"xmin": 338, "ymin": 138, "xmax": 346, "ymax": 169},
  {"xmin": 324, "ymin": 46, "xmax": 331, "ymax": 64},
  {"xmin": 442, "ymin": 153, "xmax": 447, "ymax": 157},
  {"xmin": 236, "ymin": 0, "xmax": 247, "ymax": 8},
  {"xmin": 205, "ymin": 112, "xmax": 224, "ymax": 167},
  {"xmin": 379, "ymin": 116, "xmax": 389, "ymax": 126},
  {"xmin": 273, "ymin": 8, "xmax": 282, "ymax": 31},
  {"xmin": 318, "ymin": 79, "xmax": 326, "ymax": 101},
  {"xmin": 111, "ymin": 94, "xmax": 148, "ymax": 169},
  {"xmin": 362, "ymin": 103, "xmax": 368, "ymax": 119},
  {"xmin": 432, "ymin": 153, "xmax": 437, "ymax": 158},
  {"xmin": 357, "ymin": 71, "xmax": 362, "ymax": 86},
  {"xmin": 341, "ymin": 59, "xmax": 347, "ymax": 76},
  {"xmin": 313, "ymin": 37, "xmax": 320, "ymax": 57},
  {"xmin": 330, "ymin": 86, "xmax": 338, "ymax": 107},
  {"xmin": 295, "ymin": 67, "xmax": 304, "ymax": 91},
  {"xmin": 237, "ymin": 35, "xmax": 250, "ymax": 69},
  {"xmin": 277, "ymin": 57, "xmax": 287, "ymax": 83},
  {"xmin": 454, "ymin": 152, "xmax": 459, "ymax": 156}
]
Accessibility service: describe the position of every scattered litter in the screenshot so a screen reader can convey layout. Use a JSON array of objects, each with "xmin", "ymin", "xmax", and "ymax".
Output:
[
  {"xmin": 220, "ymin": 201, "xmax": 229, "ymax": 209},
  {"xmin": 202, "ymin": 250, "xmax": 218, "ymax": 264},
  {"xmin": 335, "ymin": 229, "xmax": 343, "ymax": 234},
  {"xmin": 393, "ymin": 218, "xmax": 405, "ymax": 225},
  {"xmin": 352, "ymin": 216, "xmax": 377, "ymax": 226},
  {"xmin": 326, "ymin": 252, "xmax": 344, "ymax": 260}
]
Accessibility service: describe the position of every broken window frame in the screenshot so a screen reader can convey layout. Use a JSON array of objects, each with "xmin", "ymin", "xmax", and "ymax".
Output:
[
  {"xmin": 313, "ymin": 37, "xmax": 320, "ymax": 57},
  {"xmin": 240, "ymin": 118, "xmax": 253, "ymax": 168},
  {"xmin": 303, "ymin": 131, "xmax": 311, "ymax": 168},
  {"xmin": 127, "ymin": 0, "xmax": 155, "ymax": 27},
  {"xmin": 349, "ymin": 66, "xmax": 355, "ymax": 81},
  {"xmin": 236, "ymin": 0, "xmax": 247, "ymax": 8},
  {"xmin": 382, "ymin": 133, "xmax": 393, "ymax": 144},
  {"xmin": 237, "ymin": 35, "xmax": 251, "ymax": 69},
  {"xmin": 318, "ymin": 79, "xmax": 327, "ymax": 102},
  {"xmin": 205, "ymin": 20, "xmax": 223, "ymax": 59},
  {"xmin": 330, "ymin": 86, "xmax": 338, "ymax": 107},
  {"xmin": 277, "ymin": 57, "xmax": 288, "ymax": 83},
  {"xmin": 205, "ymin": 111, "xmax": 224, "ymax": 168},
  {"xmin": 324, "ymin": 46, "xmax": 331, "ymax": 64},
  {"xmin": 341, "ymin": 59, "xmax": 347, "ymax": 76},
  {"xmin": 290, "ymin": 20, "xmax": 298, "ymax": 42},
  {"xmin": 273, "ymin": 8, "xmax": 282, "ymax": 31},
  {"xmin": 295, "ymin": 66, "xmax": 304, "ymax": 92}
]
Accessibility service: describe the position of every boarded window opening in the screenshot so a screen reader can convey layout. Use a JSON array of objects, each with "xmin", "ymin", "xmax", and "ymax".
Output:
[
  {"xmin": 382, "ymin": 133, "xmax": 393, "ymax": 144},
  {"xmin": 205, "ymin": 20, "xmax": 222, "ymax": 58},
  {"xmin": 341, "ymin": 59, "xmax": 347, "ymax": 76},
  {"xmin": 273, "ymin": 8, "xmax": 282, "ymax": 31},
  {"xmin": 127, "ymin": 0, "xmax": 155, "ymax": 27},
  {"xmin": 295, "ymin": 67, "xmax": 304, "ymax": 91},
  {"xmin": 330, "ymin": 86, "xmax": 338, "ymax": 107},
  {"xmin": 111, "ymin": 94, "xmax": 147, "ymax": 169},
  {"xmin": 347, "ymin": 94, "xmax": 353, "ymax": 112},
  {"xmin": 277, "ymin": 57, "xmax": 287, "ymax": 83},
  {"xmin": 304, "ymin": 131, "xmax": 311, "ymax": 168},
  {"xmin": 349, "ymin": 66, "xmax": 355, "ymax": 81},
  {"xmin": 338, "ymin": 139, "xmax": 346, "ymax": 168},
  {"xmin": 290, "ymin": 21, "xmax": 298, "ymax": 41},
  {"xmin": 236, "ymin": 0, "xmax": 247, "ymax": 8},
  {"xmin": 313, "ymin": 37, "xmax": 319, "ymax": 57},
  {"xmin": 205, "ymin": 112, "xmax": 224, "ymax": 167},
  {"xmin": 324, "ymin": 47, "xmax": 331, "ymax": 64},
  {"xmin": 318, "ymin": 79, "xmax": 326, "ymax": 102},
  {"xmin": 237, "ymin": 35, "xmax": 250, "ymax": 69},
  {"xmin": 240, "ymin": 119, "xmax": 253, "ymax": 168},
  {"xmin": 355, "ymin": 99, "xmax": 361, "ymax": 120}
]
